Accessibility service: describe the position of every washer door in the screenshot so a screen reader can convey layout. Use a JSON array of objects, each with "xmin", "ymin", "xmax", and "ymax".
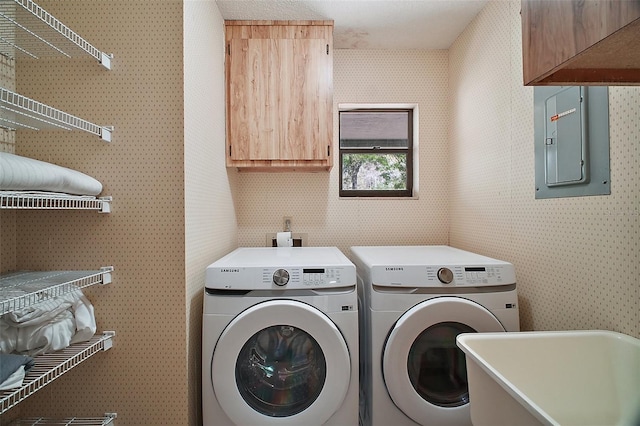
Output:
[
  {"xmin": 211, "ymin": 299, "xmax": 351, "ymax": 425},
  {"xmin": 383, "ymin": 297, "xmax": 506, "ymax": 426}
]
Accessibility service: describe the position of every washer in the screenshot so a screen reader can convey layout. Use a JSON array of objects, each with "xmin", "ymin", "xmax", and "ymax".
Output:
[
  {"xmin": 202, "ymin": 247, "xmax": 359, "ymax": 426},
  {"xmin": 351, "ymin": 245, "xmax": 519, "ymax": 426}
]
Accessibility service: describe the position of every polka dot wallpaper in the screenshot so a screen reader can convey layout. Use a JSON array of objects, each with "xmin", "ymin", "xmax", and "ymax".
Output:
[
  {"xmin": 1, "ymin": 0, "xmax": 234, "ymax": 424},
  {"xmin": 449, "ymin": 0, "xmax": 639, "ymax": 338},
  {"xmin": 184, "ymin": 2, "xmax": 235, "ymax": 426}
]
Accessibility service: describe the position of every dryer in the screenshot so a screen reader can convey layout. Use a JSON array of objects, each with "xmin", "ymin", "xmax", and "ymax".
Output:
[
  {"xmin": 202, "ymin": 247, "xmax": 359, "ymax": 426},
  {"xmin": 352, "ymin": 245, "xmax": 519, "ymax": 426}
]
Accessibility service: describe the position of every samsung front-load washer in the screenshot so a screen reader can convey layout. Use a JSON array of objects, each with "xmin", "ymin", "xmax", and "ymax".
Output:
[
  {"xmin": 202, "ymin": 247, "xmax": 359, "ymax": 426},
  {"xmin": 351, "ymin": 245, "xmax": 519, "ymax": 426}
]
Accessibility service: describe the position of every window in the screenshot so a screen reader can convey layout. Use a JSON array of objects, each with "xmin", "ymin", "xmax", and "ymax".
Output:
[{"xmin": 339, "ymin": 108, "xmax": 413, "ymax": 197}]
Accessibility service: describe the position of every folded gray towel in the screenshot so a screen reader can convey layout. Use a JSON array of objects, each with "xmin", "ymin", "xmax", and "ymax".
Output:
[{"xmin": 0, "ymin": 353, "xmax": 35, "ymax": 383}]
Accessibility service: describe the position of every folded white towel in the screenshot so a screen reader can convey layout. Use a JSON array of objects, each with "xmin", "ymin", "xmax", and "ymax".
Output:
[
  {"xmin": 70, "ymin": 292, "xmax": 97, "ymax": 345},
  {"xmin": 1, "ymin": 288, "xmax": 97, "ymax": 356},
  {"xmin": 0, "ymin": 152, "xmax": 102, "ymax": 196},
  {"xmin": 16, "ymin": 310, "xmax": 76, "ymax": 356}
]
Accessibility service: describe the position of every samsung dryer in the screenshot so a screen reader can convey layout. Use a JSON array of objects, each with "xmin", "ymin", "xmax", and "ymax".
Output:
[
  {"xmin": 352, "ymin": 245, "xmax": 519, "ymax": 426},
  {"xmin": 202, "ymin": 247, "xmax": 359, "ymax": 426}
]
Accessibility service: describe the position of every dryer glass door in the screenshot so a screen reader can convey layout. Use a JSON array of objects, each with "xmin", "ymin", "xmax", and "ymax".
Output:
[
  {"xmin": 211, "ymin": 299, "xmax": 351, "ymax": 426},
  {"xmin": 407, "ymin": 321, "xmax": 476, "ymax": 407},
  {"xmin": 383, "ymin": 296, "xmax": 506, "ymax": 426}
]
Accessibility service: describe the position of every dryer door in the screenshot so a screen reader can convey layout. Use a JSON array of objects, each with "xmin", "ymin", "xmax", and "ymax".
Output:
[
  {"xmin": 383, "ymin": 296, "xmax": 506, "ymax": 426},
  {"xmin": 211, "ymin": 299, "xmax": 351, "ymax": 425}
]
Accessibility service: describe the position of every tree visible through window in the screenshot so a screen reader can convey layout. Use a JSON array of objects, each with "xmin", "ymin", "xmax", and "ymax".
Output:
[{"xmin": 339, "ymin": 109, "xmax": 413, "ymax": 197}]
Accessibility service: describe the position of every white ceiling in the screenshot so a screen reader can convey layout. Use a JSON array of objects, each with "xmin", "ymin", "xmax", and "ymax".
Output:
[{"xmin": 215, "ymin": 0, "xmax": 488, "ymax": 50}]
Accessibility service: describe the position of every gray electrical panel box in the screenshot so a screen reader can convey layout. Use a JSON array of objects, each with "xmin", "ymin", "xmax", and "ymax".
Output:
[{"xmin": 534, "ymin": 86, "xmax": 610, "ymax": 199}]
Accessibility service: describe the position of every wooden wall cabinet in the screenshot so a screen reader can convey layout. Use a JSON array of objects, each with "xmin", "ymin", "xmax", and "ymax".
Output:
[
  {"xmin": 521, "ymin": 0, "xmax": 640, "ymax": 86},
  {"xmin": 225, "ymin": 20, "xmax": 334, "ymax": 171}
]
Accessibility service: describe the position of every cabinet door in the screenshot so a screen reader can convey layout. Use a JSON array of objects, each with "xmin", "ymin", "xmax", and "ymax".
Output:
[
  {"xmin": 226, "ymin": 22, "xmax": 333, "ymax": 169},
  {"xmin": 279, "ymin": 38, "xmax": 332, "ymax": 161},
  {"xmin": 228, "ymin": 38, "xmax": 279, "ymax": 160}
]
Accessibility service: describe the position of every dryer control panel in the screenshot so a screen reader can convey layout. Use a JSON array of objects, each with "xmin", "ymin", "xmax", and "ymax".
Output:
[
  {"xmin": 427, "ymin": 266, "xmax": 507, "ymax": 285},
  {"xmin": 370, "ymin": 264, "xmax": 515, "ymax": 287},
  {"xmin": 352, "ymin": 245, "xmax": 516, "ymax": 288}
]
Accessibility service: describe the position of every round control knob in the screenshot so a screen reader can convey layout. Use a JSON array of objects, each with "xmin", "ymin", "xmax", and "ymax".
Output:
[
  {"xmin": 273, "ymin": 269, "xmax": 290, "ymax": 286},
  {"xmin": 437, "ymin": 267, "xmax": 454, "ymax": 284}
]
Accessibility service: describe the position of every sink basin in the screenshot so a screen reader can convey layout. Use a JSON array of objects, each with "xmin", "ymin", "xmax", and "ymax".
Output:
[{"xmin": 456, "ymin": 330, "xmax": 640, "ymax": 426}]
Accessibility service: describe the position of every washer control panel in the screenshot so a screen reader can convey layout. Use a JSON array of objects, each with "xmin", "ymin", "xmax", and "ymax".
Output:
[
  {"xmin": 427, "ymin": 265, "xmax": 508, "ymax": 285},
  {"xmin": 463, "ymin": 267, "xmax": 491, "ymax": 284},
  {"xmin": 437, "ymin": 267, "xmax": 454, "ymax": 284},
  {"xmin": 263, "ymin": 267, "xmax": 348, "ymax": 287},
  {"xmin": 272, "ymin": 269, "xmax": 290, "ymax": 286}
]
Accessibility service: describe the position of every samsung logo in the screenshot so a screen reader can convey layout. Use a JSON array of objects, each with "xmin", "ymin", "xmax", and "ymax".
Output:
[
  {"xmin": 385, "ymin": 267, "xmax": 404, "ymax": 271},
  {"xmin": 220, "ymin": 268, "xmax": 240, "ymax": 273}
]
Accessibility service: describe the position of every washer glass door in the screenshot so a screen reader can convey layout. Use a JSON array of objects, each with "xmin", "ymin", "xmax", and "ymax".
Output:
[
  {"xmin": 383, "ymin": 296, "xmax": 506, "ymax": 426},
  {"xmin": 212, "ymin": 299, "xmax": 351, "ymax": 425},
  {"xmin": 236, "ymin": 325, "xmax": 326, "ymax": 416}
]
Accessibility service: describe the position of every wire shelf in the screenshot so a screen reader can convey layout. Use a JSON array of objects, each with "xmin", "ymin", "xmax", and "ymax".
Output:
[
  {"xmin": 0, "ymin": 268, "xmax": 113, "ymax": 316},
  {"xmin": 0, "ymin": 332, "xmax": 115, "ymax": 415},
  {"xmin": 0, "ymin": 192, "xmax": 112, "ymax": 212},
  {"xmin": 9, "ymin": 413, "xmax": 117, "ymax": 425},
  {"xmin": 0, "ymin": 88, "xmax": 112, "ymax": 141},
  {"xmin": 0, "ymin": 0, "xmax": 112, "ymax": 69}
]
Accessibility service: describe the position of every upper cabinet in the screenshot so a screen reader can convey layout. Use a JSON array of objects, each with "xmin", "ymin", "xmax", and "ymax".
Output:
[
  {"xmin": 521, "ymin": 0, "xmax": 640, "ymax": 85},
  {"xmin": 225, "ymin": 20, "xmax": 334, "ymax": 171}
]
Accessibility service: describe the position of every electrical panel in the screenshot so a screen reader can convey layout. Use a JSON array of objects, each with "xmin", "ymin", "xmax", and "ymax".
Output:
[{"xmin": 534, "ymin": 86, "xmax": 610, "ymax": 199}]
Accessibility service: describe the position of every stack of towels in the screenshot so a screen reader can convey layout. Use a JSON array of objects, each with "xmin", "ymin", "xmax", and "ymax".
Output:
[{"xmin": 0, "ymin": 288, "xmax": 96, "ymax": 390}]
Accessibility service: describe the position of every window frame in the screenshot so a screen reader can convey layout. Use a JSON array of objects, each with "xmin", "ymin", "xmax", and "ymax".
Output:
[{"xmin": 338, "ymin": 108, "xmax": 414, "ymax": 197}]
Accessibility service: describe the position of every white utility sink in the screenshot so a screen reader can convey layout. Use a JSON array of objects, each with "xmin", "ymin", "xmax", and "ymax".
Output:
[{"xmin": 456, "ymin": 330, "xmax": 640, "ymax": 426}]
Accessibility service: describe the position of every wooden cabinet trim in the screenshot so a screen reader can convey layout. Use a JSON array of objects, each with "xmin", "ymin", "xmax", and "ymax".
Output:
[
  {"xmin": 225, "ymin": 20, "xmax": 334, "ymax": 26},
  {"xmin": 522, "ymin": 0, "xmax": 640, "ymax": 85}
]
